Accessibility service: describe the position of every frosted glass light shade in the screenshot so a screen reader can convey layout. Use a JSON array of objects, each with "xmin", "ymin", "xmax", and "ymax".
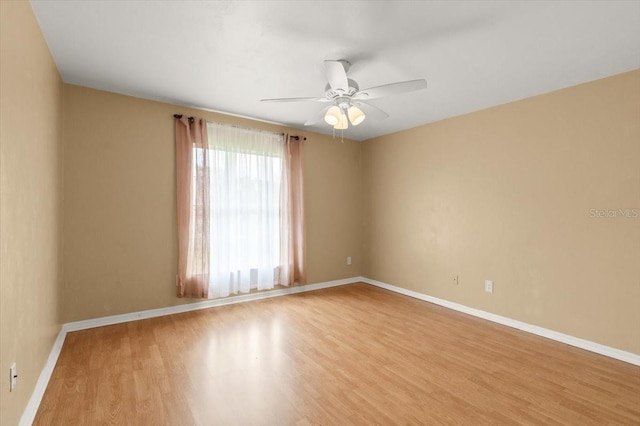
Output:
[
  {"xmin": 334, "ymin": 112, "xmax": 348, "ymax": 130},
  {"xmin": 324, "ymin": 106, "xmax": 342, "ymax": 126},
  {"xmin": 347, "ymin": 106, "xmax": 365, "ymax": 126}
]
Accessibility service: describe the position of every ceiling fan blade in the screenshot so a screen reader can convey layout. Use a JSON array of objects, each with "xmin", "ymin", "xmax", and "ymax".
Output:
[
  {"xmin": 304, "ymin": 105, "xmax": 332, "ymax": 126},
  {"xmin": 324, "ymin": 60, "xmax": 349, "ymax": 92},
  {"xmin": 261, "ymin": 97, "xmax": 329, "ymax": 103},
  {"xmin": 353, "ymin": 100, "xmax": 389, "ymax": 121},
  {"xmin": 353, "ymin": 79, "xmax": 427, "ymax": 100}
]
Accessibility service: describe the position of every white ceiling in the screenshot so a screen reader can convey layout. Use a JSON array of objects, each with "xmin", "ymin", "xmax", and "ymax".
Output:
[{"xmin": 31, "ymin": 1, "xmax": 640, "ymax": 141}]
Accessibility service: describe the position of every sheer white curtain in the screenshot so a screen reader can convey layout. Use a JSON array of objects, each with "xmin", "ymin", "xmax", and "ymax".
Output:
[{"xmin": 204, "ymin": 122, "xmax": 289, "ymax": 298}]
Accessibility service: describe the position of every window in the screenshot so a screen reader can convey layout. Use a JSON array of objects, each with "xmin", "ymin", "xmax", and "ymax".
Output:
[{"xmin": 175, "ymin": 117, "xmax": 305, "ymax": 299}]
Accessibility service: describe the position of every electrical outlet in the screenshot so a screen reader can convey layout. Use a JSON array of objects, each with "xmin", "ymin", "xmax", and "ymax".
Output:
[
  {"xmin": 484, "ymin": 280, "xmax": 493, "ymax": 294},
  {"xmin": 453, "ymin": 275, "xmax": 458, "ymax": 285},
  {"xmin": 10, "ymin": 363, "xmax": 17, "ymax": 392},
  {"xmin": 346, "ymin": 256, "xmax": 352, "ymax": 266}
]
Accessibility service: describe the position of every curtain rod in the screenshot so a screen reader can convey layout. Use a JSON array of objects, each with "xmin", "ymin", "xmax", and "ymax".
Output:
[{"xmin": 173, "ymin": 114, "xmax": 306, "ymax": 140}]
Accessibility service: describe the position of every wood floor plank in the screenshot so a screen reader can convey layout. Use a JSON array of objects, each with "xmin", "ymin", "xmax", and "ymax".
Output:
[{"xmin": 34, "ymin": 283, "xmax": 640, "ymax": 425}]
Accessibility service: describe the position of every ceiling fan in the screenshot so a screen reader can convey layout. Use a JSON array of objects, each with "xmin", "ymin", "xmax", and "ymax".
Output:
[{"xmin": 261, "ymin": 60, "xmax": 427, "ymax": 130}]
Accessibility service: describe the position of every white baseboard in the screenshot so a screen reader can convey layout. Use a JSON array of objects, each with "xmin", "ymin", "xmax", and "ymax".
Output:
[
  {"xmin": 360, "ymin": 277, "xmax": 640, "ymax": 366},
  {"xmin": 20, "ymin": 277, "xmax": 359, "ymax": 425},
  {"xmin": 63, "ymin": 277, "xmax": 359, "ymax": 332},
  {"xmin": 19, "ymin": 329, "xmax": 66, "ymax": 426}
]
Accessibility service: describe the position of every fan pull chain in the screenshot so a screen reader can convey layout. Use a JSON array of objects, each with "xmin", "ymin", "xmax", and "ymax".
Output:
[{"xmin": 330, "ymin": 124, "xmax": 344, "ymax": 142}]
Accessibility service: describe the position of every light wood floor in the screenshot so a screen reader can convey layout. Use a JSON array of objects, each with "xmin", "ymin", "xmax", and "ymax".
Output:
[{"xmin": 35, "ymin": 283, "xmax": 640, "ymax": 425}]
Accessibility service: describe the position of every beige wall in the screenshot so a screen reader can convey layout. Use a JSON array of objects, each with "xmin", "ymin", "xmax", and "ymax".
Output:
[
  {"xmin": 62, "ymin": 85, "xmax": 362, "ymax": 322},
  {"xmin": 363, "ymin": 70, "xmax": 640, "ymax": 354},
  {"xmin": 0, "ymin": 1, "xmax": 64, "ymax": 425}
]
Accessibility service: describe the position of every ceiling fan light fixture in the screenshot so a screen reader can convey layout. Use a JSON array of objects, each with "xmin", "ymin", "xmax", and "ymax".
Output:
[
  {"xmin": 334, "ymin": 112, "xmax": 349, "ymax": 130},
  {"xmin": 324, "ymin": 106, "xmax": 341, "ymax": 126},
  {"xmin": 347, "ymin": 105, "xmax": 365, "ymax": 126}
]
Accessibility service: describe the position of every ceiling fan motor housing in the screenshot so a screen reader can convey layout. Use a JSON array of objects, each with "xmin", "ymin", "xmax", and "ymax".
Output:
[{"xmin": 324, "ymin": 79, "xmax": 359, "ymax": 100}]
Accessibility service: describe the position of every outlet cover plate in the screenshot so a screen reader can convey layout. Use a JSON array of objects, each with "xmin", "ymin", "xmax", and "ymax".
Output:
[
  {"xmin": 485, "ymin": 280, "xmax": 493, "ymax": 293},
  {"xmin": 10, "ymin": 363, "xmax": 16, "ymax": 391}
]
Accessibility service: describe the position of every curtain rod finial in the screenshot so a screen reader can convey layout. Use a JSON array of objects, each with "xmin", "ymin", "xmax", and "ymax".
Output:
[{"xmin": 174, "ymin": 114, "xmax": 195, "ymax": 123}]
